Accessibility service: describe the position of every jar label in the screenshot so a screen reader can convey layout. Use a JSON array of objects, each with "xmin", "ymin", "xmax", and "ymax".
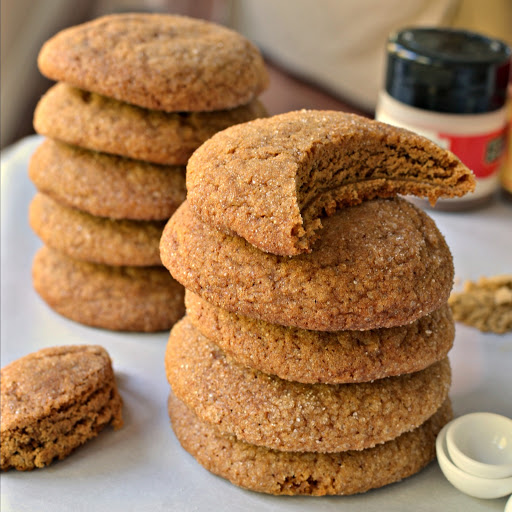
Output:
[{"xmin": 437, "ymin": 127, "xmax": 508, "ymax": 178}]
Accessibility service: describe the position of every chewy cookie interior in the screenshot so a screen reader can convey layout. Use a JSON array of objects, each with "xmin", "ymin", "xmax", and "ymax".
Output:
[{"xmin": 295, "ymin": 135, "xmax": 475, "ymax": 253}]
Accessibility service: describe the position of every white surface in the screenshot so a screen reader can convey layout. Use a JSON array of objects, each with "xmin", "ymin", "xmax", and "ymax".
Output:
[
  {"xmin": 1, "ymin": 135, "xmax": 512, "ymax": 511},
  {"xmin": 436, "ymin": 423, "xmax": 512, "ymax": 499}
]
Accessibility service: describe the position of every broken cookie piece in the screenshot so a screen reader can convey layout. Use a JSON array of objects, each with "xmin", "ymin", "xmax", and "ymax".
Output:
[
  {"xmin": 449, "ymin": 275, "xmax": 512, "ymax": 334},
  {"xmin": 1, "ymin": 345, "xmax": 123, "ymax": 471}
]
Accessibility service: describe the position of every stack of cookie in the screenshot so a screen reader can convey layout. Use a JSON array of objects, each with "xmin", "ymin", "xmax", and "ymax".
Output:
[
  {"xmin": 28, "ymin": 13, "xmax": 268, "ymax": 331},
  {"xmin": 160, "ymin": 110, "xmax": 475, "ymax": 495}
]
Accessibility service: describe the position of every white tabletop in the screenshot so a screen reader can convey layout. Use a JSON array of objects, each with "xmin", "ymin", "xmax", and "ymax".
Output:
[{"xmin": 1, "ymin": 135, "xmax": 511, "ymax": 512}]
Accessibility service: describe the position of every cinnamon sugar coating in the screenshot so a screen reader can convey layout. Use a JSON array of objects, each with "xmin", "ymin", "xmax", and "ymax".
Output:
[
  {"xmin": 165, "ymin": 318, "xmax": 451, "ymax": 453},
  {"xmin": 186, "ymin": 110, "xmax": 474, "ymax": 255}
]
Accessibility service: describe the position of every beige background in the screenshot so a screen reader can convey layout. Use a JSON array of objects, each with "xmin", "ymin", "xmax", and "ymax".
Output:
[{"xmin": 1, "ymin": 0, "xmax": 510, "ymax": 149}]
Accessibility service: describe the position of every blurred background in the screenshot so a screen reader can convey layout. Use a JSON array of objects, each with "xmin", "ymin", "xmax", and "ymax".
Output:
[{"xmin": 1, "ymin": 0, "xmax": 511, "ymax": 150}]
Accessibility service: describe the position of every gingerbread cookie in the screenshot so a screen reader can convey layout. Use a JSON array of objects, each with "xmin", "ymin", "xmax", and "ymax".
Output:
[
  {"xmin": 186, "ymin": 110, "xmax": 474, "ymax": 255},
  {"xmin": 33, "ymin": 247, "xmax": 184, "ymax": 332},
  {"xmin": 34, "ymin": 84, "xmax": 267, "ymax": 165},
  {"xmin": 29, "ymin": 138, "xmax": 186, "ymax": 221},
  {"xmin": 30, "ymin": 193, "xmax": 164, "ymax": 266},
  {"xmin": 38, "ymin": 13, "xmax": 268, "ymax": 112},
  {"xmin": 185, "ymin": 291, "xmax": 454, "ymax": 383},
  {"xmin": 165, "ymin": 318, "xmax": 451, "ymax": 453},
  {"xmin": 161, "ymin": 199, "xmax": 454, "ymax": 331},
  {"xmin": 168, "ymin": 392, "xmax": 452, "ymax": 495},
  {"xmin": 1, "ymin": 345, "xmax": 122, "ymax": 471}
]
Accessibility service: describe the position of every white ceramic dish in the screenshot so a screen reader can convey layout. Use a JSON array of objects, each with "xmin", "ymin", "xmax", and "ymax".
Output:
[
  {"xmin": 437, "ymin": 423, "xmax": 512, "ymax": 499},
  {"xmin": 446, "ymin": 413, "xmax": 512, "ymax": 479}
]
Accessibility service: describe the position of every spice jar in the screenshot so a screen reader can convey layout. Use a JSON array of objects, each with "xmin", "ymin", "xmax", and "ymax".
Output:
[{"xmin": 376, "ymin": 27, "xmax": 511, "ymax": 209}]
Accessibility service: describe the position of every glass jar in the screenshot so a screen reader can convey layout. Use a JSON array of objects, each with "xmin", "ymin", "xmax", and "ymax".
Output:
[{"xmin": 376, "ymin": 27, "xmax": 511, "ymax": 210}]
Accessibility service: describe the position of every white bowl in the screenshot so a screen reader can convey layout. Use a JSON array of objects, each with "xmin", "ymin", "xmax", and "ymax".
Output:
[
  {"xmin": 436, "ymin": 423, "xmax": 512, "ymax": 499},
  {"xmin": 446, "ymin": 413, "xmax": 512, "ymax": 479}
]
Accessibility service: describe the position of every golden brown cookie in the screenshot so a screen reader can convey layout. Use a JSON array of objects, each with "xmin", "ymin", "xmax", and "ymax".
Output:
[
  {"xmin": 168, "ymin": 392, "xmax": 452, "ymax": 496},
  {"xmin": 160, "ymin": 199, "xmax": 454, "ymax": 331},
  {"xmin": 38, "ymin": 13, "xmax": 268, "ymax": 112},
  {"xmin": 29, "ymin": 138, "xmax": 186, "ymax": 221},
  {"xmin": 185, "ymin": 291, "xmax": 455, "ymax": 384},
  {"xmin": 1, "ymin": 345, "xmax": 122, "ymax": 471},
  {"xmin": 30, "ymin": 193, "xmax": 164, "ymax": 267},
  {"xmin": 186, "ymin": 110, "xmax": 474, "ymax": 256},
  {"xmin": 33, "ymin": 246, "xmax": 184, "ymax": 332},
  {"xmin": 165, "ymin": 318, "xmax": 451, "ymax": 453},
  {"xmin": 33, "ymin": 84, "xmax": 267, "ymax": 165}
]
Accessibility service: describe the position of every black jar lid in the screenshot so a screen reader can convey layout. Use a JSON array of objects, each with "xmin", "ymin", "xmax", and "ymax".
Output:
[{"xmin": 385, "ymin": 27, "xmax": 511, "ymax": 114}]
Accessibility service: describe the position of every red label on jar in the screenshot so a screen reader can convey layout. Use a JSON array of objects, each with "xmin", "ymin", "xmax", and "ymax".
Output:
[{"xmin": 438, "ymin": 127, "xmax": 508, "ymax": 178}]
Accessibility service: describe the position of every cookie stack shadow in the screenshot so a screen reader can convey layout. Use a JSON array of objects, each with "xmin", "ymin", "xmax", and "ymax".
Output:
[
  {"xmin": 160, "ymin": 110, "xmax": 476, "ymax": 495},
  {"xmin": 27, "ymin": 13, "xmax": 268, "ymax": 332}
]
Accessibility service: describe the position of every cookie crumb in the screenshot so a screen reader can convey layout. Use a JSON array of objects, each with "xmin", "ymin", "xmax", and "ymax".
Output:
[{"xmin": 449, "ymin": 275, "xmax": 512, "ymax": 334}]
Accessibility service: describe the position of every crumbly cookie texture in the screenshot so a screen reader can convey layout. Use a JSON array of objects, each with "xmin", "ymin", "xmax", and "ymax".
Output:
[
  {"xmin": 165, "ymin": 318, "xmax": 451, "ymax": 453},
  {"xmin": 34, "ymin": 84, "xmax": 267, "ymax": 165},
  {"xmin": 449, "ymin": 275, "xmax": 512, "ymax": 334},
  {"xmin": 169, "ymin": 392, "xmax": 452, "ymax": 496},
  {"xmin": 30, "ymin": 193, "xmax": 165, "ymax": 267},
  {"xmin": 1, "ymin": 345, "xmax": 122, "ymax": 471},
  {"xmin": 185, "ymin": 291, "xmax": 454, "ymax": 384},
  {"xmin": 186, "ymin": 110, "xmax": 474, "ymax": 256},
  {"xmin": 32, "ymin": 246, "xmax": 184, "ymax": 332},
  {"xmin": 160, "ymin": 199, "xmax": 454, "ymax": 331},
  {"xmin": 29, "ymin": 138, "xmax": 186, "ymax": 221},
  {"xmin": 38, "ymin": 13, "xmax": 268, "ymax": 112}
]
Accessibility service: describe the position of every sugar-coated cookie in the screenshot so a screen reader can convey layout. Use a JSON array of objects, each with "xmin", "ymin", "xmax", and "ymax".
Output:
[
  {"xmin": 29, "ymin": 138, "xmax": 186, "ymax": 221},
  {"xmin": 165, "ymin": 318, "xmax": 451, "ymax": 453},
  {"xmin": 33, "ymin": 247, "xmax": 184, "ymax": 332},
  {"xmin": 161, "ymin": 199, "xmax": 454, "ymax": 331},
  {"xmin": 185, "ymin": 291, "xmax": 454, "ymax": 384},
  {"xmin": 186, "ymin": 110, "xmax": 474, "ymax": 255},
  {"xmin": 1, "ymin": 345, "xmax": 122, "ymax": 471},
  {"xmin": 34, "ymin": 84, "xmax": 267, "ymax": 165},
  {"xmin": 168, "ymin": 392, "xmax": 452, "ymax": 495},
  {"xmin": 30, "ymin": 193, "xmax": 164, "ymax": 266},
  {"xmin": 38, "ymin": 13, "xmax": 268, "ymax": 112}
]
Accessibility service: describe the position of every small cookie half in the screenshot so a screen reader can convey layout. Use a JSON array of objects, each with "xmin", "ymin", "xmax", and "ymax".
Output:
[
  {"xmin": 29, "ymin": 138, "xmax": 186, "ymax": 221},
  {"xmin": 34, "ymin": 83, "xmax": 267, "ymax": 165},
  {"xmin": 165, "ymin": 318, "xmax": 451, "ymax": 453},
  {"xmin": 38, "ymin": 13, "xmax": 269, "ymax": 112},
  {"xmin": 1, "ymin": 345, "xmax": 122, "ymax": 471},
  {"xmin": 30, "ymin": 193, "xmax": 164, "ymax": 267},
  {"xmin": 161, "ymin": 199, "xmax": 454, "ymax": 331},
  {"xmin": 169, "ymin": 392, "xmax": 452, "ymax": 496},
  {"xmin": 186, "ymin": 110, "xmax": 474, "ymax": 255},
  {"xmin": 33, "ymin": 246, "xmax": 184, "ymax": 332},
  {"xmin": 185, "ymin": 291, "xmax": 455, "ymax": 384}
]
